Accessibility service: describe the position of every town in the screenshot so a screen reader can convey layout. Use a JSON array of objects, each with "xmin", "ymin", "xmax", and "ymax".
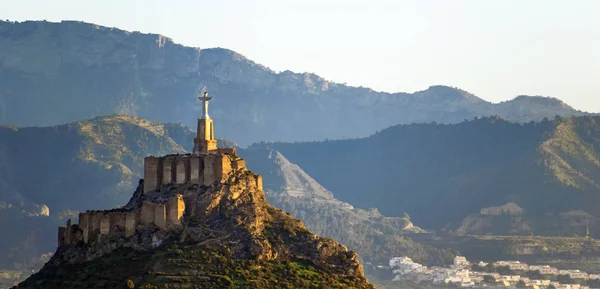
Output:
[{"xmin": 390, "ymin": 256, "xmax": 600, "ymax": 289}]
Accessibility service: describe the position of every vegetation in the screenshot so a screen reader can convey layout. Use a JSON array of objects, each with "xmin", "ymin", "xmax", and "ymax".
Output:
[{"xmin": 17, "ymin": 240, "xmax": 373, "ymax": 289}]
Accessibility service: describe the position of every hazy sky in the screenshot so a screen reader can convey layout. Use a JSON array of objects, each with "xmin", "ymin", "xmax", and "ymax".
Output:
[{"xmin": 3, "ymin": 0, "xmax": 599, "ymax": 112}]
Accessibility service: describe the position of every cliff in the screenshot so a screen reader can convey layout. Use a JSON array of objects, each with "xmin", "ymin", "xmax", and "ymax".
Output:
[
  {"xmin": 0, "ymin": 20, "xmax": 589, "ymax": 145},
  {"xmin": 14, "ymin": 156, "xmax": 373, "ymax": 288}
]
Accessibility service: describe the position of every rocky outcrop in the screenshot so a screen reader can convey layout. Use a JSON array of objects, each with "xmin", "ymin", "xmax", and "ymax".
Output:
[
  {"xmin": 14, "ymin": 167, "xmax": 373, "ymax": 288},
  {"xmin": 0, "ymin": 20, "xmax": 589, "ymax": 145}
]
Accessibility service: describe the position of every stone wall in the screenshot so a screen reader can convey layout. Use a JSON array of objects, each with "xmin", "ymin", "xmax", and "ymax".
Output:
[
  {"xmin": 143, "ymin": 157, "xmax": 161, "ymax": 194},
  {"xmin": 143, "ymin": 150, "xmax": 246, "ymax": 193},
  {"xmin": 61, "ymin": 193, "xmax": 186, "ymax": 246},
  {"xmin": 59, "ymin": 149, "xmax": 246, "ymax": 247},
  {"xmin": 167, "ymin": 194, "xmax": 185, "ymax": 226}
]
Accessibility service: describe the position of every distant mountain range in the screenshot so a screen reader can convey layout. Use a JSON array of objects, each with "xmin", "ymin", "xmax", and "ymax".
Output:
[
  {"xmin": 257, "ymin": 115, "xmax": 600, "ymax": 235},
  {"xmin": 0, "ymin": 20, "xmax": 591, "ymax": 145}
]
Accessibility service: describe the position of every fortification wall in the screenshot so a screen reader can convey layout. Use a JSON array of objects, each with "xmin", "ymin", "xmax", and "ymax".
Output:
[
  {"xmin": 176, "ymin": 157, "xmax": 187, "ymax": 184},
  {"xmin": 79, "ymin": 213, "xmax": 89, "ymax": 243},
  {"xmin": 125, "ymin": 212, "xmax": 136, "ymax": 237},
  {"xmin": 109, "ymin": 212, "xmax": 126, "ymax": 230},
  {"xmin": 154, "ymin": 204, "xmax": 166, "ymax": 230},
  {"xmin": 167, "ymin": 194, "xmax": 185, "ymax": 226},
  {"xmin": 100, "ymin": 216, "xmax": 110, "ymax": 235},
  {"xmin": 143, "ymin": 150, "xmax": 247, "ymax": 193},
  {"xmin": 203, "ymin": 155, "xmax": 217, "ymax": 185},
  {"xmin": 162, "ymin": 156, "xmax": 175, "ymax": 185},
  {"xmin": 60, "ymin": 193, "xmax": 186, "ymax": 247},
  {"xmin": 190, "ymin": 156, "xmax": 203, "ymax": 184},
  {"xmin": 58, "ymin": 227, "xmax": 67, "ymax": 247},
  {"xmin": 144, "ymin": 157, "xmax": 160, "ymax": 193}
]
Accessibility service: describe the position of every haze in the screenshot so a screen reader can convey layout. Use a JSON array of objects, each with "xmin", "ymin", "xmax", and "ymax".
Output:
[{"xmin": 3, "ymin": 0, "xmax": 599, "ymax": 112}]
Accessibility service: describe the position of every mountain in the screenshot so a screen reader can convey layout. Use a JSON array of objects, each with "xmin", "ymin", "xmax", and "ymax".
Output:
[
  {"xmin": 0, "ymin": 115, "xmax": 452, "ymax": 285},
  {"xmin": 256, "ymin": 115, "xmax": 600, "ymax": 235},
  {"xmin": 0, "ymin": 115, "xmax": 192, "ymax": 212},
  {"xmin": 0, "ymin": 20, "xmax": 590, "ymax": 145},
  {"xmin": 14, "ymin": 143, "xmax": 374, "ymax": 289}
]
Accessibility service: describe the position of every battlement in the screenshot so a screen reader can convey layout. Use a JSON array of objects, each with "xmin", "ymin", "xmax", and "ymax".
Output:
[
  {"xmin": 143, "ymin": 150, "xmax": 245, "ymax": 193},
  {"xmin": 58, "ymin": 194, "xmax": 185, "ymax": 246}
]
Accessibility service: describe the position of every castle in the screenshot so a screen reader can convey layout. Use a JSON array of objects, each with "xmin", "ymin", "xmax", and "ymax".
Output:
[{"xmin": 58, "ymin": 91, "xmax": 261, "ymax": 247}]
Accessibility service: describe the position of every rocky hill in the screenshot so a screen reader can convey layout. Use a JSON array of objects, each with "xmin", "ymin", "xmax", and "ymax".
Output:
[
  {"xmin": 258, "ymin": 115, "xmax": 600, "ymax": 236},
  {"xmin": 14, "ymin": 153, "xmax": 374, "ymax": 288},
  {"xmin": 0, "ymin": 20, "xmax": 590, "ymax": 145}
]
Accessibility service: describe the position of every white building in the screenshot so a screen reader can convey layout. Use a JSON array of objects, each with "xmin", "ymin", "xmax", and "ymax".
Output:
[
  {"xmin": 494, "ymin": 261, "xmax": 529, "ymax": 271},
  {"xmin": 529, "ymin": 265, "xmax": 560, "ymax": 275},
  {"xmin": 454, "ymin": 256, "xmax": 470, "ymax": 268},
  {"xmin": 560, "ymin": 270, "xmax": 589, "ymax": 280},
  {"xmin": 390, "ymin": 257, "xmax": 426, "ymax": 275}
]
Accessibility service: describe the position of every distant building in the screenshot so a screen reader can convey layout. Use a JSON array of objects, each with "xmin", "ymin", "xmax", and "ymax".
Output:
[
  {"xmin": 454, "ymin": 256, "xmax": 470, "ymax": 268},
  {"xmin": 390, "ymin": 257, "xmax": 425, "ymax": 275},
  {"xmin": 559, "ymin": 270, "xmax": 589, "ymax": 280},
  {"xmin": 494, "ymin": 261, "xmax": 529, "ymax": 271},
  {"xmin": 529, "ymin": 265, "xmax": 560, "ymax": 275}
]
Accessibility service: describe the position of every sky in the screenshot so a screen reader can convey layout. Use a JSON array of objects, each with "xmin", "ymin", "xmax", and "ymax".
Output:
[{"xmin": 2, "ymin": 0, "xmax": 599, "ymax": 112}]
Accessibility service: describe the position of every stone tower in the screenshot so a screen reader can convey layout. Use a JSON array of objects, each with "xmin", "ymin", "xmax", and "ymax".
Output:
[{"xmin": 194, "ymin": 91, "xmax": 217, "ymax": 154}]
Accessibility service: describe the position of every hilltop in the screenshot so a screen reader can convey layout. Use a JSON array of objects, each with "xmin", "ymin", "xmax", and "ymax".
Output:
[
  {"xmin": 14, "ymin": 160, "xmax": 373, "ymax": 288},
  {"xmin": 0, "ymin": 20, "xmax": 590, "ymax": 144}
]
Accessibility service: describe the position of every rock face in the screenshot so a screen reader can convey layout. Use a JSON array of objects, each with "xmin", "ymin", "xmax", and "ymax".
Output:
[
  {"xmin": 0, "ymin": 20, "xmax": 589, "ymax": 145},
  {"xmin": 14, "ymin": 154, "xmax": 373, "ymax": 288}
]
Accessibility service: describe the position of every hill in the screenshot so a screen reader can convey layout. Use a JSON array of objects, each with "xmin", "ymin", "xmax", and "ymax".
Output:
[
  {"xmin": 14, "ymin": 145, "xmax": 373, "ymax": 288},
  {"xmin": 0, "ymin": 20, "xmax": 589, "ymax": 145},
  {"xmin": 256, "ymin": 115, "xmax": 600, "ymax": 235}
]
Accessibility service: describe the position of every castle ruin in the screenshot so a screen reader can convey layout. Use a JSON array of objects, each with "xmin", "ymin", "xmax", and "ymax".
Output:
[{"xmin": 58, "ymin": 91, "xmax": 261, "ymax": 247}]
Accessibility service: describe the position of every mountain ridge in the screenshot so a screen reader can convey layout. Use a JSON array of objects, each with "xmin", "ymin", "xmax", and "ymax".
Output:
[
  {"xmin": 0, "ymin": 19, "xmax": 590, "ymax": 145},
  {"xmin": 257, "ymin": 115, "xmax": 600, "ymax": 235}
]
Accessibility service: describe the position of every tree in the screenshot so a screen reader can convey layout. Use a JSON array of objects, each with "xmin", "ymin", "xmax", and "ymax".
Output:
[
  {"xmin": 526, "ymin": 270, "xmax": 543, "ymax": 279},
  {"xmin": 483, "ymin": 275, "xmax": 496, "ymax": 284},
  {"xmin": 472, "ymin": 264, "xmax": 484, "ymax": 272},
  {"xmin": 557, "ymin": 275, "xmax": 573, "ymax": 284}
]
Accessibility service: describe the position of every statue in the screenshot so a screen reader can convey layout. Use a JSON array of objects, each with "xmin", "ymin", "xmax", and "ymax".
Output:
[{"xmin": 198, "ymin": 91, "xmax": 212, "ymax": 119}]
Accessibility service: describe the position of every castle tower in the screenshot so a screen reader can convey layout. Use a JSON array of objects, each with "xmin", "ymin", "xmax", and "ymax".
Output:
[{"xmin": 194, "ymin": 91, "xmax": 217, "ymax": 154}]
